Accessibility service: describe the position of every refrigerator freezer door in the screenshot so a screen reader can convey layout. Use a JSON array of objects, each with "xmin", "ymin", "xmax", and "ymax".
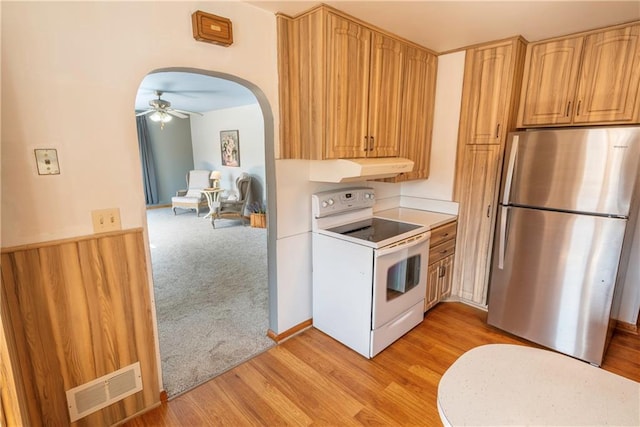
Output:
[
  {"xmin": 488, "ymin": 206, "xmax": 627, "ymax": 365},
  {"xmin": 502, "ymin": 127, "xmax": 640, "ymax": 216}
]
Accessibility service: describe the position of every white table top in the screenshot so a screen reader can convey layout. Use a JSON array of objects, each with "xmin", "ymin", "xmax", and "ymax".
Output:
[{"xmin": 438, "ymin": 344, "xmax": 640, "ymax": 426}]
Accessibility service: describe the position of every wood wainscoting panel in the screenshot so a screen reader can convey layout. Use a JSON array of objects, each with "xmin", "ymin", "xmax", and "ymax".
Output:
[
  {"xmin": 1, "ymin": 279, "xmax": 32, "ymax": 426},
  {"xmin": 1, "ymin": 229, "xmax": 159, "ymax": 426}
]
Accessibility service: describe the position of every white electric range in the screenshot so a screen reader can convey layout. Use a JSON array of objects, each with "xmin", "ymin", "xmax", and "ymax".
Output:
[{"xmin": 311, "ymin": 187, "xmax": 430, "ymax": 358}]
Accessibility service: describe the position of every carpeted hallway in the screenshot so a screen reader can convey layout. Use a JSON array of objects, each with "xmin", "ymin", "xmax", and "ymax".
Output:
[{"xmin": 146, "ymin": 207, "xmax": 274, "ymax": 397}]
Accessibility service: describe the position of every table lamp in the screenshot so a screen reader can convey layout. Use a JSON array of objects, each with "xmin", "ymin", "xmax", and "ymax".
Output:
[{"xmin": 210, "ymin": 171, "xmax": 222, "ymax": 188}]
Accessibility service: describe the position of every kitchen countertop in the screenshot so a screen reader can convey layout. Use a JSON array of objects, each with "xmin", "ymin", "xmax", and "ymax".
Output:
[
  {"xmin": 375, "ymin": 207, "xmax": 456, "ymax": 229},
  {"xmin": 438, "ymin": 344, "xmax": 640, "ymax": 426}
]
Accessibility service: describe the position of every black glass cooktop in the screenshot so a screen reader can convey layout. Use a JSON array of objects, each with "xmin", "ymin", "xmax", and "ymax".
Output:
[{"xmin": 326, "ymin": 217, "xmax": 421, "ymax": 243}]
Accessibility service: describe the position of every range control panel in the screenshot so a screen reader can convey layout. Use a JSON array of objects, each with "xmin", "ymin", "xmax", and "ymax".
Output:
[{"xmin": 312, "ymin": 187, "xmax": 375, "ymax": 218}]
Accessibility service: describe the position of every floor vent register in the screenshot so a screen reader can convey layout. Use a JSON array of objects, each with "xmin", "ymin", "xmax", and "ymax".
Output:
[{"xmin": 65, "ymin": 361, "xmax": 142, "ymax": 422}]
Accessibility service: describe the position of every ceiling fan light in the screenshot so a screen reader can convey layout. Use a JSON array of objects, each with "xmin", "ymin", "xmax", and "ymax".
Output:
[{"xmin": 149, "ymin": 111, "xmax": 172, "ymax": 123}]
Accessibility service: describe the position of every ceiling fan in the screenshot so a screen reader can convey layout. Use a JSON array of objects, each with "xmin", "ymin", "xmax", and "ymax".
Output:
[{"xmin": 136, "ymin": 91, "xmax": 202, "ymax": 128}]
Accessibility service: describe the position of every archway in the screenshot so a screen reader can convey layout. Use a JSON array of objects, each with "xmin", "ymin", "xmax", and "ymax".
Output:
[{"xmin": 135, "ymin": 67, "xmax": 278, "ymax": 396}]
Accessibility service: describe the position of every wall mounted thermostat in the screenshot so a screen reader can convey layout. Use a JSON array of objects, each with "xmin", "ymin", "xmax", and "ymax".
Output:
[{"xmin": 34, "ymin": 149, "xmax": 60, "ymax": 175}]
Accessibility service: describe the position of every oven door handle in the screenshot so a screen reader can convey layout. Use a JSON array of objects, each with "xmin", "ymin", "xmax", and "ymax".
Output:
[{"xmin": 375, "ymin": 232, "xmax": 430, "ymax": 257}]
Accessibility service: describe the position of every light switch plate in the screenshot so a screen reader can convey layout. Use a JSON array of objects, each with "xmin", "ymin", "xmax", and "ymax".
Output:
[
  {"xmin": 92, "ymin": 208, "xmax": 122, "ymax": 233},
  {"xmin": 34, "ymin": 149, "xmax": 60, "ymax": 175}
]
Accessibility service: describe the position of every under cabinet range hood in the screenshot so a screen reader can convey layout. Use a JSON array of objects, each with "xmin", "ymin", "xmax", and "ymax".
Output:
[{"xmin": 309, "ymin": 157, "xmax": 414, "ymax": 183}]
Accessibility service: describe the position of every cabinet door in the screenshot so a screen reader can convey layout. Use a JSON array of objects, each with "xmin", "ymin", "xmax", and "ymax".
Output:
[
  {"xmin": 367, "ymin": 33, "xmax": 404, "ymax": 158},
  {"xmin": 460, "ymin": 43, "xmax": 513, "ymax": 144},
  {"xmin": 425, "ymin": 262, "xmax": 440, "ymax": 312},
  {"xmin": 395, "ymin": 46, "xmax": 437, "ymax": 181},
  {"xmin": 438, "ymin": 255, "xmax": 454, "ymax": 300},
  {"xmin": 574, "ymin": 24, "xmax": 640, "ymax": 124},
  {"xmin": 325, "ymin": 13, "xmax": 371, "ymax": 159},
  {"xmin": 518, "ymin": 37, "xmax": 584, "ymax": 126},
  {"xmin": 453, "ymin": 145, "xmax": 501, "ymax": 306}
]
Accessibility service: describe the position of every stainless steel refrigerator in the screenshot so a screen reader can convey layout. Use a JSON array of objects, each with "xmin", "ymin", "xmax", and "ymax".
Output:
[{"xmin": 487, "ymin": 126, "xmax": 640, "ymax": 366}]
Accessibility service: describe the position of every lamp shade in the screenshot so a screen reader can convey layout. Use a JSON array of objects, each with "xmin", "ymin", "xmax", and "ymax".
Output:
[{"xmin": 210, "ymin": 171, "xmax": 222, "ymax": 180}]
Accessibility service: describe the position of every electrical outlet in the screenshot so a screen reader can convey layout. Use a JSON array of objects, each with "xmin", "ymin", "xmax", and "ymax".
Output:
[{"xmin": 92, "ymin": 208, "xmax": 122, "ymax": 233}]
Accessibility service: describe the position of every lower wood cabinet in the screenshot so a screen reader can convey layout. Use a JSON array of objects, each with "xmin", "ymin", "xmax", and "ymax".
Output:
[
  {"xmin": 437, "ymin": 255, "xmax": 454, "ymax": 299},
  {"xmin": 425, "ymin": 220, "xmax": 457, "ymax": 312},
  {"xmin": 426, "ymin": 255, "xmax": 455, "ymax": 310},
  {"xmin": 453, "ymin": 145, "xmax": 502, "ymax": 306}
]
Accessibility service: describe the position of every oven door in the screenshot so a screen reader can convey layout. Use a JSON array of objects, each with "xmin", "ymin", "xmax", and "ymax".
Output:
[{"xmin": 372, "ymin": 232, "xmax": 429, "ymax": 329}]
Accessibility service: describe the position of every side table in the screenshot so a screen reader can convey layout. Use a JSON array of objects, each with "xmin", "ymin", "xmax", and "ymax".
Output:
[{"xmin": 202, "ymin": 188, "xmax": 223, "ymax": 223}]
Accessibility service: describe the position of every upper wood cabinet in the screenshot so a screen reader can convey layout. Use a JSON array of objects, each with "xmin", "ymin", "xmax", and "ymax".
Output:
[
  {"xmin": 458, "ymin": 41, "xmax": 518, "ymax": 145},
  {"xmin": 365, "ymin": 32, "xmax": 404, "ymax": 158},
  {"xmin": 518, "ymin": 22, "xmax": 640, "ymax": 127},
  {"xmin": 575, "ymin": 23, "xmax": 640, "ymax": 123},
  {"xmin": 454, "ymin": 37, "xmax": 526, "ymax": 197},
  {"xmin": 517, "ymin": 37, "xmax": 584, "ymax": 126},
  {"xmin": 387, "ymin": 45, "xmax": 438, "ymax": 182},
  {"xmin": 277, "ymin": 5, "xmax": 437, "ymax": 168},
  {"xmin": 326, "ymin": 14, "xmax": 405, "ymax": 158},
  {"xmin": 325, "ymin": 14, "xmax": 372, "ymax": 158}
]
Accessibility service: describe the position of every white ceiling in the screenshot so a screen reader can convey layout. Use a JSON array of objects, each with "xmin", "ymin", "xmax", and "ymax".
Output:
[
  {"xmin": 136, "ymin": 1, "xmax": 639, "ymax": 114},
  {"xmin": 134, "ymin": 71, "xmax": 258, "ymax": 114},
  {"xmin": 252, "ymin": 1, "xmax": 640, "ymax": 52}
]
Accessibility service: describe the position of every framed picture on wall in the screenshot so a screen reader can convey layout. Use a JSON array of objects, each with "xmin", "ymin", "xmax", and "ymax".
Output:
[{"xmin": 220, "ymin": 130, "xmax": 240, "ymax": 167}]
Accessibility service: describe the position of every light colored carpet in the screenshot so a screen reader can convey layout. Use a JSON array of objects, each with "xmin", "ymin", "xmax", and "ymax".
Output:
[{"xmin": 147, "ymin": 207, "xmax": 274, "ymax": 397}]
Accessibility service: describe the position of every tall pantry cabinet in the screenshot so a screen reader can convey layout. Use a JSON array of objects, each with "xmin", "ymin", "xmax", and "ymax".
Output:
[{"xmin": 452, "ymin": 37, "xmax": 527, "ymax": 306}]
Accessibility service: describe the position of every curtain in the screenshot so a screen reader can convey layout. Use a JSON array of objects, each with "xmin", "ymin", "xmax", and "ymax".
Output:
[{"xmin": 136, "ymin": 116, "xmax": 159, "ymax": 205}]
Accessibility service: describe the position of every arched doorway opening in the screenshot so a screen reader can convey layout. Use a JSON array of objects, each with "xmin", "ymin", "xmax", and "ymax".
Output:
[{"xmin": 135, "ymin": 67, "xmax": 277, "ymax": 397}]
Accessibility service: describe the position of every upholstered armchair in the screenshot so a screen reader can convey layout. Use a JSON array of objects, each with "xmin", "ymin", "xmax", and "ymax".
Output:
[
  {"xmin": 211, "ymin": 174, "xmax": 251, "ymax": 228},
  {"xmin": 171, "ymin": 170, "xmax": 211, "ymax": 216}
]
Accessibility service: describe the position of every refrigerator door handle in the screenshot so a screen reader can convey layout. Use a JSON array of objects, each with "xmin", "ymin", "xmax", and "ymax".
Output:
[
  {"xmin": 498, "ymin": 206, "xmax": 509, "ymax": 270},
  {"xmin": 502, "ymin": 135, "xmax": 519, "ymax": 205}
]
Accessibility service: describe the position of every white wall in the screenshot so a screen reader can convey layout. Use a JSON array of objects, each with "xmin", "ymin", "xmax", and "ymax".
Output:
[
  {"xmin": 1, "ymin": 1, "xmax": 278, "ymax": 247},
  {"xmin": 191, "ymin": 103, "xmax": 266, "ymax": 205}
]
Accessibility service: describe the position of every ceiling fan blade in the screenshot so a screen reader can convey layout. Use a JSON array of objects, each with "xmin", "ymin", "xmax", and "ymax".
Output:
[
  {"xmin": 172, "ymin": 108, "xmax": 203, "ymax": 117},
  {"xmin": 136, "ymin": 109, "xmax": 154, "ymax": 116},
  {"xmin": 167, "ymin": 110, "xmax": 188, "ymax": 119}
]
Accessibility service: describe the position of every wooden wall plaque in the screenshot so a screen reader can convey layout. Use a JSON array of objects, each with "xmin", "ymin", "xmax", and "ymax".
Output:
[{"xmin": 192, "ymin": 10, "xmax": 233, "ymax": 47}]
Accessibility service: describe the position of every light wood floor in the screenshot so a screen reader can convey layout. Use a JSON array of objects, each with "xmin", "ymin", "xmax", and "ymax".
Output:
[{"xmin": 125, "ymin": 302, "xmax": 640, "ymax": 426}]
